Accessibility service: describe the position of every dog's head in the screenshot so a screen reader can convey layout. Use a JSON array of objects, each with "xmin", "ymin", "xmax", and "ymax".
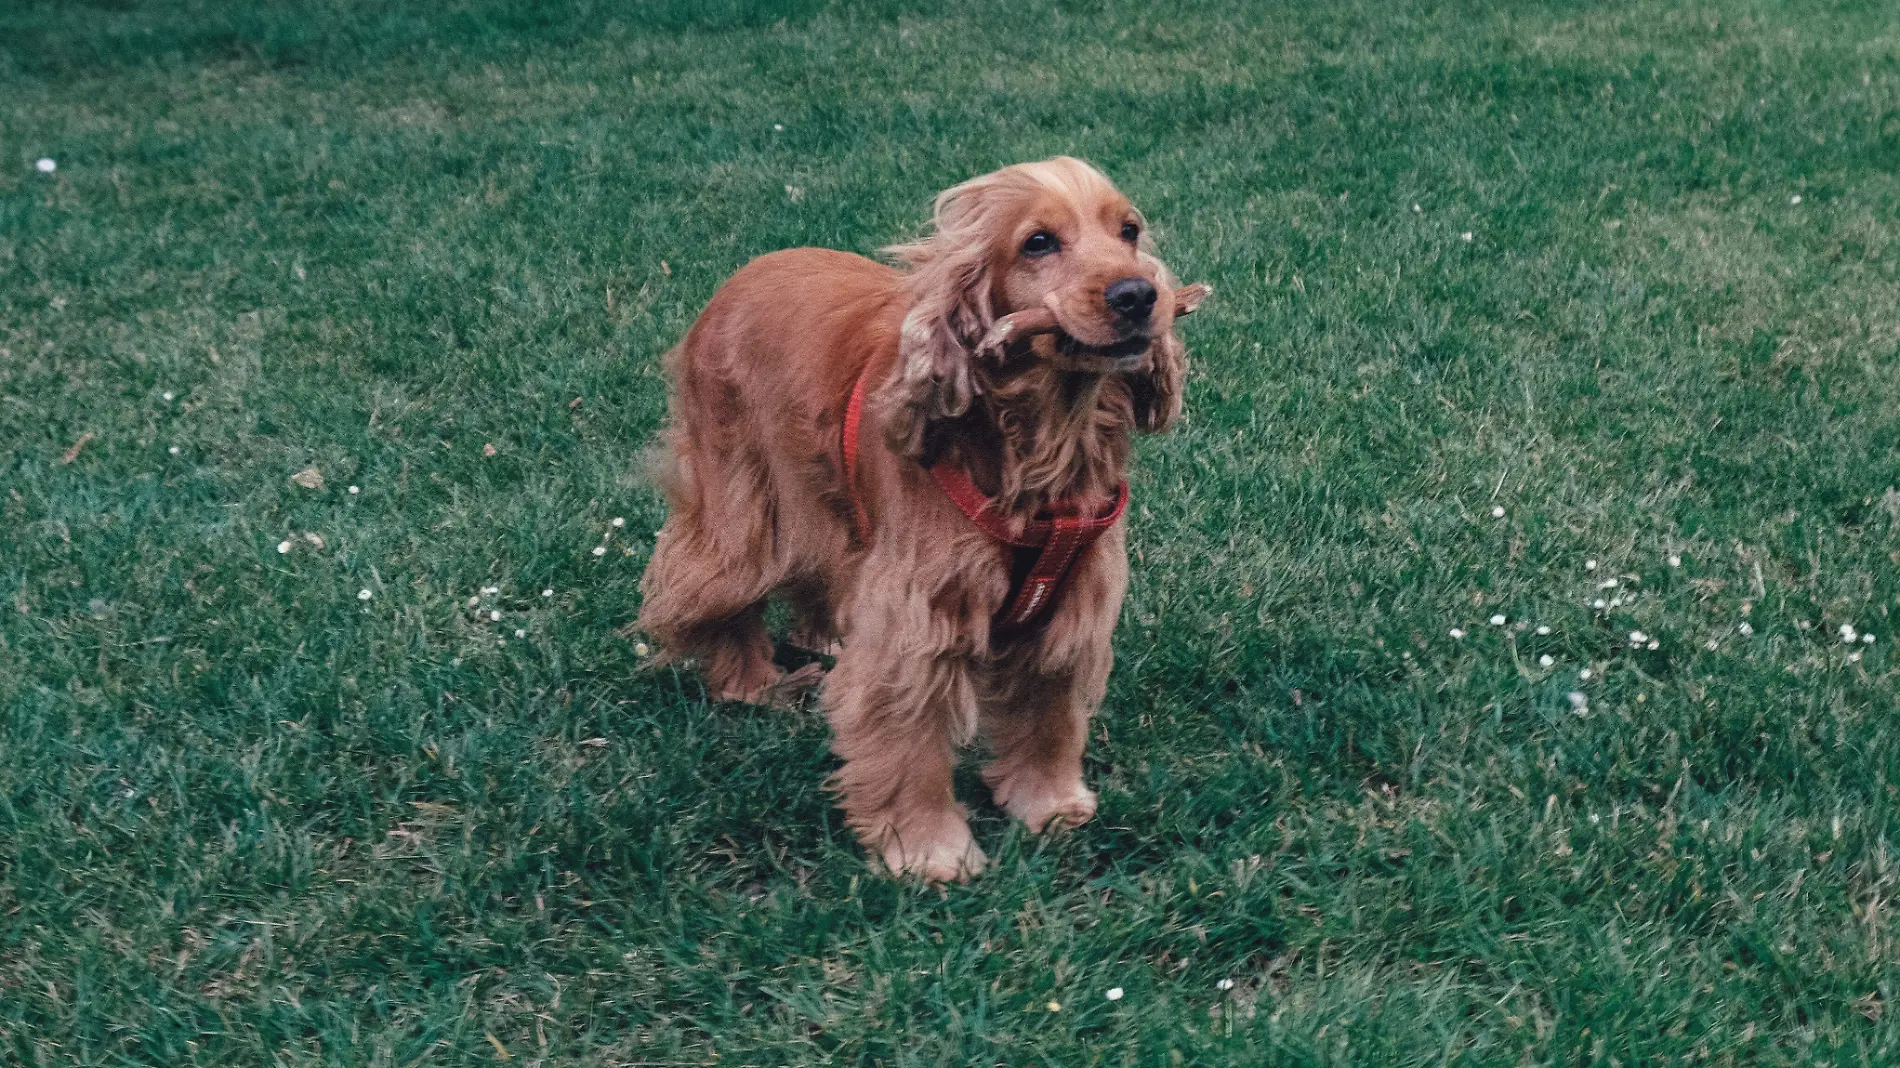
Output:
[{"xmin": 882, "ymin": 157, "xmax": 1199, "ymax": 457}]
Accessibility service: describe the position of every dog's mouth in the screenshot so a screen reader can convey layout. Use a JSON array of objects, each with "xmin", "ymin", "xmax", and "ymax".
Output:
[
  {"xmin": 1051, "ymin": 330, "xmax": 1151, "ymax": 371},
  {"xmin": 981, "ymin": 283, "xmax": 1207, "ymax": 373}
]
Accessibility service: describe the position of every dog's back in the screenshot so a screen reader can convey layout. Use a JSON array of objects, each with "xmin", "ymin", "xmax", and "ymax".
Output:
[{"xmin": 670, "ymin": 248, "xmax": 901, "ymax": 406}]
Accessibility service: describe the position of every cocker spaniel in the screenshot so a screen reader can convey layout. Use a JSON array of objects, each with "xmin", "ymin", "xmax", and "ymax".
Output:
[{"xmin": 638, "ymin": 157, "xmax": 1207, "ymax": 881}]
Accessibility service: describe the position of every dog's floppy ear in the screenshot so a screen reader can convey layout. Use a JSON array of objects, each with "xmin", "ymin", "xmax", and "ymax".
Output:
[
  {"xmin": 1129, "ymin": 252, "xmax": 1205, "ymax": 434},
  {"xmin": 884, "ymin": 263, "xmax": 989, "ymax": 460},
  {"xmin": 877, "ymin": 181, "xmax": 999, "ymax": 460}
]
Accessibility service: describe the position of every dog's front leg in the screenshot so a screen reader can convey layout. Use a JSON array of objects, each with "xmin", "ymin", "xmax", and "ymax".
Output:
[
  {"xmin": 822, "ymin": 603, "xmax": 986, "ymax": 883},
  {"xmin": 979, "ymin": 661, "xmax": 1107, "ymax": 833},
  {"xmin": 980, "ymin": 528, "xmax": 1128, "ymax": 833}
]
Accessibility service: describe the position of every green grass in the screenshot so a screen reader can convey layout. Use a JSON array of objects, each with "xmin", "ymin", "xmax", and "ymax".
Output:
[{"xmin": 5, "ymin": 0, "xmax": 1900, "ymax": 1063}]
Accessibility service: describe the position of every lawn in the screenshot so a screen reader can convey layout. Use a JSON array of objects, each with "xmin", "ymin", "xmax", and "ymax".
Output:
[{"xmin": 4, "ymin": 0, "xmax": 1900, "ymax": 1063}]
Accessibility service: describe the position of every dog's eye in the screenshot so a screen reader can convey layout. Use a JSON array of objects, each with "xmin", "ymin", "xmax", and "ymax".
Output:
[
  {"xmin": 1021, "ymin": 231, "xmax": 1059, "ymax": 257},
  {"xmin": 1120, "ymin": 221, "xmax": 1141, "ymax": 242}
]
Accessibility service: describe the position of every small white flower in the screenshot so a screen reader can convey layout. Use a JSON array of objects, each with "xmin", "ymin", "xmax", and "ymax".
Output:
[
  {"xmin": 1216, "ymin": 978, "xmax": 1235, "ymax": 991},
  {"xmin": 1535, "ymin": 625, "xmax": 1551, "ymax": 636},
  {"xmin": 1647, "ymin": 640, "xmax": 1659, "ymax": 650},
  {"xmin": 348, "ymin": 485, "xmax": 360, "ymax": 494},
  {"xmin": 467, "ymin": 596, "xmax": 480, "ymax": 607},
  {"xmin": 1738, "ymin": 622, "xmax": 1753, "ymax": 636},
  {"xmin": 1449, "ymin": 628, "xmax": 1466, "ymax": 638},
  {"xmin": 1580, "ymin": 668, "xmax": 1593, "ymax": 680},
  {"xmin": 1412, "ymin": 203, "xmax": 1422, "ymax": 213},
  {"xmin": 1490, "ymin": 614, "xmax": 1507, "ymax": 626},
  {"xmin": 514, "ymin": 629, "xmax": 526, "ymax": 638},
  {"xmin": 1798, "ymin": 620, "xmax": 1812, "ymax": 630},
  {"xmin": 490, "ymin": 610, "xmax": 502, "ymax": 622},
  {"xmin": 1840, "ymin": 623, "xmax": 1858, "ymax": 643},
  {"xmin": 1585, "ymin": 559, "xmax": 1598, "ymax": 571},
  {"xmin": 451, "ymin": 657, "xmax": 462, "ymax": 666},
  {"xmin": 1539, "ymin": 654, "xmax": 1554, "ymax": 667},
  {"xmin": 1628, "ymin": 630, "xmax": 1647, "ymax": 644},
  {"xmin": 773, "ymin": 123, "xmax": 784, "ymax": 131},
  {"xmin": 1592, "ymin": 599, "xmax": 1607, "ymax": 610},
  {"xmin": 168, "ymin": 445, "xmax": 180, "ymax": 455},
  {"xmin": 1849, "ymin": 650, "xmax": 1862, "ymax": 662},
  {"xmin": 358, "ymin": 588, "xmax": 373, "ymax": 601},
  {"xmin": 482, "ymin": 586, "xmax": 499, "ymax": 595},
  {"xmin": 1599, "ymin": 579, "xmax": 1620, "ymax": 590},
  {"xmin": 1863, "ymin": 633, "xmax": 1875, "ymax": 644},
  {"xmin": 277, "ymin": 540, "xmax": 292, "ymax": 554},
  {"xmin": 1462, "ymin": 232, "xmax": 1474, "ymax": 243},
  {"xmin": 1105, "ymin": 987, "xmax": 1124, "ymax": 1001},
  {"xmin": 592, "ymin": 546, "xmax": 607, "ymax": 557},
  {"xmin": 542, "ymin": 588, "xmax": 554, "ymax": 598},
  {"xmin": 634, "ymin": 642, "xmax": 651, "ymax": 656},
  {"xmin": 612, "ymin": 517, "xmax": 626, "ymax": 528},
  {"xmin": 1668, "ymin": 555, "xmax": 1681, "ymax": 567},
  {"xmin": 36, "ymin": 158, "xmax": 56, "ymax": 173},
  {"xmin": 1609, "ymin": 597, "xmax": 1623, "ymax": 608},
  {"xmin": 1791, "ymin": 194, "xmax": 1802, "ymax": 204},
  {"xmin": 1590, "ymin": 813, "xmax": 1601, "ymax": 824},
  {"xmin": 1491, "ymin": 505, "xmax": 1505, "ymax": 518},
  {"xmin": 162, "ymin": 391, "xmax": 174, "ymax": 401},
  {"xmin": 1567, "ymin": 691, "xmax": 1589, "ymax": 714}
]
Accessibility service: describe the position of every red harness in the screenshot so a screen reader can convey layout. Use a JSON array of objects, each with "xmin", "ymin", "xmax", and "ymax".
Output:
[{"xmin": 842, "ymin": 365, "xmax": 1129, "ymax": 631}]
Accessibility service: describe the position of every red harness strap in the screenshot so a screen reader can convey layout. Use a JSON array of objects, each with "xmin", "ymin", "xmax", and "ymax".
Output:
[{"xmin": 842, "ymin": 364, "xmax": 1129, "ymax": 631}]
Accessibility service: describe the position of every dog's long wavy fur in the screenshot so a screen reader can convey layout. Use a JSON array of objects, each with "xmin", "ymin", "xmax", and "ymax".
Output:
[{"xmin": 638, "ymin": 158, "xmax": 1198, "ymax": 881}]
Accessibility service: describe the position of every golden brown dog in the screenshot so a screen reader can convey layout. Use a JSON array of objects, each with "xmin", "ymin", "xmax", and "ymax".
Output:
[{"xmin": 638, "ymin": 157, "xmax": 1206, "ymax": 881}]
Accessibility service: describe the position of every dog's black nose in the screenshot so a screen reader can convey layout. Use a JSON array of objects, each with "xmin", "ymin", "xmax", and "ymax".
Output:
[{"xmin": 1104, "ymin": 277, "xmax": 1157, "ymax": 321}]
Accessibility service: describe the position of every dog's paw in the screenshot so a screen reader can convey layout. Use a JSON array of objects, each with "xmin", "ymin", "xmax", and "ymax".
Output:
[
  {"xmin": 877, "ymin": 821, "xmax": 988, "ymax": 884},
  {"xmin": 710, "ymin": 670, "xmax": 782, "ymax": 706},
  {"xmin": 762, "ymin": 662, "xmax": 826, "ymax": 708},
  {"xmin": 985, "ymin": 770, "xmax": 1098, "ymax": 833}
]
